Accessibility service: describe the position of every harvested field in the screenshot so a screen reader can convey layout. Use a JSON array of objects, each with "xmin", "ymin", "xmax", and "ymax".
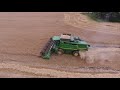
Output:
[{"xmin": 0, "ymin": 12, "xmax": 120, "ymax": 78}]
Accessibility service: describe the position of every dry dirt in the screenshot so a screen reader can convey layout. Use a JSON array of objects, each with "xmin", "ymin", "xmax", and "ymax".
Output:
[{"xmin": 0, "ymin": 12, "xmax": 120, "ymax": 78}]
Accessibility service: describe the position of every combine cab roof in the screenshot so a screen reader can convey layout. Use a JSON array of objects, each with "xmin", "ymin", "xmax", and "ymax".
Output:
[
  {"xmin": 52, "ymin": 34, "xmax": 72, "ymax": 41},
  {"xmin": 60, "ymin": 34, "xmax": 71, "ymax": 40}
]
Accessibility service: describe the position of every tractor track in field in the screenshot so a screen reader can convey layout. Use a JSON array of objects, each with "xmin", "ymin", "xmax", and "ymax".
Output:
[
  {"xmin": 1, "ymin": 62, "xmax": 120, "ymax": 78},
  {"xmin": 0, "ymin": 51, "xmax": 38, "ymax": 57}
]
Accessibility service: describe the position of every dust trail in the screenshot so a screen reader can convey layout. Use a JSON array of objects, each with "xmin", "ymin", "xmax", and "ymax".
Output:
[{"xmin": 79, "ymin": 48, "xmax": 120, "ymax": 64}]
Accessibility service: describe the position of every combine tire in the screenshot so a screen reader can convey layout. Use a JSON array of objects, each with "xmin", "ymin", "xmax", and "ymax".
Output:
[
  {"xmin": 73, "ymin": 51, "xmax": 79, "ymax": 56},
  {"xmin": 57, "ymin": 49, "xmax": 64, "ymax": 55}
]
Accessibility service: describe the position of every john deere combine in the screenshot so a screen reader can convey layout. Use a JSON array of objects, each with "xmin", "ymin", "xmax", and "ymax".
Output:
[{"xmin": 40, "ymin": 34, "xmax": 90, "ymax": 59}]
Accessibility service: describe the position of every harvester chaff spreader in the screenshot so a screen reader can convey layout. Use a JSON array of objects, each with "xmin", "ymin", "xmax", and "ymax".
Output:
[{"xmin": 40, "ymin": 34, "xmax": 90, "ymax": 59}]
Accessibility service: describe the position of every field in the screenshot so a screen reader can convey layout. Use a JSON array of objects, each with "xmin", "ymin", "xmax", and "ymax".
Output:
[{"xmin": 0, "ymin": 12, "xmax": 120, "ymax": 78}]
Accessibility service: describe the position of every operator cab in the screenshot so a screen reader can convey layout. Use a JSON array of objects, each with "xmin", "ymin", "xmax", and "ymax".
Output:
[
  {"xmin": 60, "ymin": 33, "xmax": 71, "ymax": 42},
  {"xmin": 60, "ymin": 33, "xmax": 71, "ymax": 40},
  {"xmin": 60, "ymin": 33, "xmax": 83, "ymax": 42}
]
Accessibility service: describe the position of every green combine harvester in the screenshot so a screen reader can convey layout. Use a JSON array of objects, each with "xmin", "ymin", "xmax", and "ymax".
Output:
[{"xmin": 40, "ymin": 34, "xmax": 90, "ymax": 59}]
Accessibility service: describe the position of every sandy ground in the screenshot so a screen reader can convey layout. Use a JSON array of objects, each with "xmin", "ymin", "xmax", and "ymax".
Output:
[{"xmin": 0, "ymin": 12, "xmax": 120, "ymax": 78}]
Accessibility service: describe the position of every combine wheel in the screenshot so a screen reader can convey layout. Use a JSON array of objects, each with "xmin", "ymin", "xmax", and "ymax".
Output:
[
  {"xmin": 73, "ymin": 51, "xmax": 79, "ymax": 56},
  {"xmin": 57, "ymin": 49, "xmax": 64, "ymax": 55}
]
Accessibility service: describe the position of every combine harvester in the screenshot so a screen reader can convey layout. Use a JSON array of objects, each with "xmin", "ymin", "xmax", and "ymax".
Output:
[{"xmin": 40, "ymin": 34, "xmax": 90, "ymax": 59}]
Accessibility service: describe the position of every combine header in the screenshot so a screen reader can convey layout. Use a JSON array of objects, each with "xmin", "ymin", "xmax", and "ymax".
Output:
[{"xmin": 40, "ymin": 34, "xmax": 90, "ymax": 59}]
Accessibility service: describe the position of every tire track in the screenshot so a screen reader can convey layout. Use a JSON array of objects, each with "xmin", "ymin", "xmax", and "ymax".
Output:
[
  {"xmin": 1, "ymin": 62, "xmax": 120, "ymax": 78},
  {"xmin": 64, "ymin": 13, "xmax": 120, "ymax": 35}
]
